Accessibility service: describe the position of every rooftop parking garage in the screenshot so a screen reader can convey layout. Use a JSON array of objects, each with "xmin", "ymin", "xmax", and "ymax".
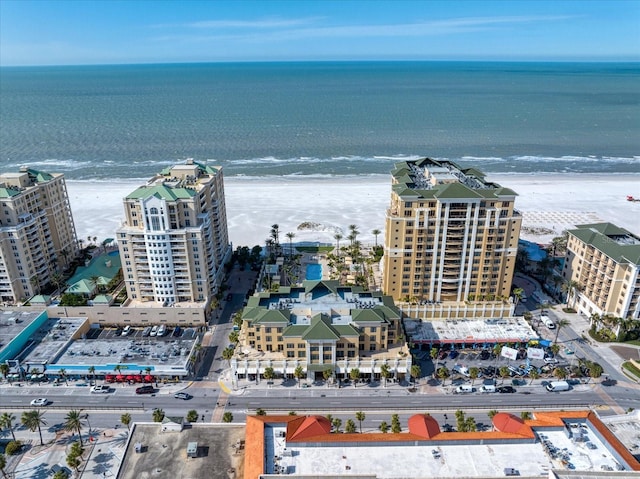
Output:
[{"xmin": 1, "ymin": 312, "xmax": 199, "ymax": 378}]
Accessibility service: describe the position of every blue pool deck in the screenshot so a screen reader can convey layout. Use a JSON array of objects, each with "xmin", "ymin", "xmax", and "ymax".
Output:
[{"xmin": 305, "ymin": 263, "xmax": 322, "ymax": 281}]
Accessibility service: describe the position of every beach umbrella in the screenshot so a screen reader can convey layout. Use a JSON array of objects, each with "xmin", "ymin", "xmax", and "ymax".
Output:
[
  {"xmin": 116, "ymin": 374, "xmax": 124, "ymax": 382},
  {"xmin": 144, "ymin": 375, "xmax": 154, "ymax": 383}
]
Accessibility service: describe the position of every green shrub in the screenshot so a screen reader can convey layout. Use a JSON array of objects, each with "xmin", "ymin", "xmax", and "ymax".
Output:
[{"xmin": 5, "ymin": 440, "xmax": 22, "ymax": 455}]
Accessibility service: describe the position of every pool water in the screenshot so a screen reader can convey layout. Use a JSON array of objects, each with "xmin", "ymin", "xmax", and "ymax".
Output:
[{"xmin": 306, "ymin": 264, "xmax": 322, "ymax": 281}]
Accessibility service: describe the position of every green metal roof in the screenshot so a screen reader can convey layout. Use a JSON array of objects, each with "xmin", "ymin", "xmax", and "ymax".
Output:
[
  {"xmin": 434, "ymin": 182, "xmax": 482, "ymax": 200},
  {"xmin": 125, "ymin": 184, "xmax": 196, "ymax": 201},
  {"xmin": 282, "ymin": 325, "xmax": 308, "ymax": 338},
  {"xmin": 351, "ymin": 308, "xmax": 385, "ymax": 323},
  {"xmin": 0, "ymin": 187, "xmax": 21, "ymax": 198},
  {"xmin": 569, "ymin": 223, "xmax": 640, "ymax": 265},
  {"xmin": 391, "ymin": 157, "xmax": 517, "ymax": 200},
  {"xmin": 252, "ymin": 309, "xmax": 290, "ymax": 325},
  {"xmin": 301, "ymin": 315, "xmax": 341, "ymax": 341},
  {"xmin": 333, "ymin": 324, "xmax": 360, "ymax": 336},
  {"xmin": 27, "ymin": 168, "xmax": 54, "ymax": 182}
]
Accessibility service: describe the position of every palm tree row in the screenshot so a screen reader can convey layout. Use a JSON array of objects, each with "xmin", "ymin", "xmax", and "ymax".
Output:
[{"xmin": 3, "ymin": 410, "xmax": 88, "ymax": 447}]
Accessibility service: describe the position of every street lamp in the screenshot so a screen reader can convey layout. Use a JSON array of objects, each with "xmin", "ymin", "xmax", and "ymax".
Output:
[{"xmin": 82, "ymin": 412, "xmax": 92, "ymax": 435}]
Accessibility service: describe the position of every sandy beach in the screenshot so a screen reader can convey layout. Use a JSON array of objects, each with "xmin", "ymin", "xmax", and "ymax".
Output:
[{"xmin": 67, "ymin": 173, "xmax": 640, "ymax": 249}]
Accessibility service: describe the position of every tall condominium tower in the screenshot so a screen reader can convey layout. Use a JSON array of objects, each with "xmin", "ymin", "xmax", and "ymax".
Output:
[
  {"xmin": 116, "ymin": 160, "xmax": 232, "ymax": 305},
  {"xmin": 0, "ymin": 167, "xmax": 78, "ymax": 303},
  {"xmin": 382, "ymin": 158, "xmax": 521, "ymax": 302}
]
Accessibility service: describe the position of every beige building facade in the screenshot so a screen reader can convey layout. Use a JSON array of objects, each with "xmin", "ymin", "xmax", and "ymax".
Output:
[
  {"xmin": 0, "ymin": 167, "xmax": 78, "ymax": 303},
  {"xmin": 563, "ymin": 223, "xmax": 640, "ymax": 320},
  {"xmin": 116, "ymin": 160, "xmax": 232, "ymax": 306},
  {"xmin": 382, "ymin": 158, "xmax": 521, "ymax": 303},
  {"xmin": 234, "ymin": 280, "xmax": 410, "ymax": 381}
]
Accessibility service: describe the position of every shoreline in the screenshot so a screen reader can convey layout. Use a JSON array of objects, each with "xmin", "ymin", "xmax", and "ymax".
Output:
[{"xmin": 66, "ymin": 173, "xmax": 640, "ymax": 248}]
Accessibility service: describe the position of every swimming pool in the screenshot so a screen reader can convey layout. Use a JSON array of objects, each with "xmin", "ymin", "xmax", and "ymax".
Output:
[{"xmin": 306, "ymin": 264, "xmax": 322, "ymax": 281}]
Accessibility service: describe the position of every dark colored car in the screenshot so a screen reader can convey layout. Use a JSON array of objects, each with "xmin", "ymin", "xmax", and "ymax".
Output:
[
  {"xmin": 135, "ymin": 385, "xmax": 155, "ymax": 395},
  {"xmin": 480, "ymin": 350, "xmax": 491, "ymax": 360},
  {"xmin": 438, "ymin": 350, "xmax": 448, "ymax": 360},
  {"xmin": 448, "ymin": 350, "xmax": 459, "ymax": 360},
  {"xmin": 496, "ymin": 386, "xmax": 516, "ymax": 394}
]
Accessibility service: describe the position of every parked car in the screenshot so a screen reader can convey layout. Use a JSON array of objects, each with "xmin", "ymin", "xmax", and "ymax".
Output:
[
  {"xmin": 480, "ymin": 350, "xmax": 492, "ymax": 360},
  {"xmin": 544, "ymin": 357, "xmax": 559, "ymax": 364},
  {"xmin": 150, "ymin": 325, "xmax": 158, "ymax": 337},
  {"xmin": 30, "ymin": 397, "xmax": 49, "ymax": 406},
  {"xmin": 448, "ymin": 350, "xmax": 459, "ymax": 360},
  {"xmin": 496, "ymin": 386, "xmax": 516, "ymax": 394},
  {"xmin": 174, "ymin": 392, "xmax": 192, "ymax": 400},
  {"xmin": 135, "ymin": 385, "xmax": 155, "ymax": 395}
]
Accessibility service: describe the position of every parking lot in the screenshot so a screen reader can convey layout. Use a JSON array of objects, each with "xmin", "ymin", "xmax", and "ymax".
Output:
[{"xmin": 414, "ymin": 345, "xmax": 574, "ymax": 388}]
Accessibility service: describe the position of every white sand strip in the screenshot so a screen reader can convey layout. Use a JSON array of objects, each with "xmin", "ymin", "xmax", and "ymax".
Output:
[{"xmin": 67, "ymin": 174, "xmax": 640, "ymax": 248}]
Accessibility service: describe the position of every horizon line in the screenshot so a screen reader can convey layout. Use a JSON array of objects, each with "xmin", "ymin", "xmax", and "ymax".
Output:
[{"xmin": 2, "ymin": 58, "xmax": 639, "ymax": 68}]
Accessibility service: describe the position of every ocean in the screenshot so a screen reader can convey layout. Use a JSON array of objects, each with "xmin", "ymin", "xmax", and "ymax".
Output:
[{"xmin": 1, "ymin": 61, "xmax": 638, "ymax": 181}]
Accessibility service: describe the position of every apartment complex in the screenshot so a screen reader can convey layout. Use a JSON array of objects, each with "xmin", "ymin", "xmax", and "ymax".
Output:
[
  {"xmin": 233, "ymin": 280, "xmax": 409, "ymax": 380},
  {"xmin": 563, "ymin": 223, "xmax": 640, "ymax": 320},
  {"xmin": 116, "ymin": 160, "xmax": 232, "ymax": 306},
  {"xmin": 382, "ymin": 158, "xmax": 521, "ymax": 302},
  {"xmin": 0, "ymin": 167, "xmax": 78, "ymax": 303}
]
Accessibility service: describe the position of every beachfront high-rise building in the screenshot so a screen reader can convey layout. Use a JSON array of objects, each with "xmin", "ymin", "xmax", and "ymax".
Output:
[
  {"xmin": 382, "ymin": 158, "xmax": 521, "ymax": 302},
  {"xmin": 563, "ymin": 223, "xmax": 640, "ymax": 321},
  {"xmin": 116, "ymin": 160, "xmax": 232, "ymax": 306},
  {"xmin": 0, "ymin": 167, "xmax": 78, "ymax": 303}
]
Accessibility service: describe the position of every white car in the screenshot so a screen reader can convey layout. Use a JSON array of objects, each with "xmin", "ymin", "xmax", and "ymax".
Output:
[
  {"xmin": 30, "ymin": 398, "xmax": 49, "ymax": 406},
  {"xmin": 544, "ymin": 357, "xmax": 559, "ymax": 364},
  {"xmin": 90, "ymin": 385, "xmax": 111, "ymax": 394}
]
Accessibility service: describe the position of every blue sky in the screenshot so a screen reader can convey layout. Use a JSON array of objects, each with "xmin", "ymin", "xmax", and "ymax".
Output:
[{"xmin": 1, "ymin": 0, "xmax": 639, "ymax": 66}]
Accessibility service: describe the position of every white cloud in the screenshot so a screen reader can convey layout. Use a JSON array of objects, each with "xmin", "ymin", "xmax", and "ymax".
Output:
[{"xmin": 151, "ymin": 14, "xmax": 578, "ymax": 44}]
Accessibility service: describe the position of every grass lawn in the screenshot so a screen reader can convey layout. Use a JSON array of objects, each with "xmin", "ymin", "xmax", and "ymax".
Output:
[
  {"xmin": 296, "ymin": 246, "xmax": 334, "ymax": 253},
  {"xmin": 622, "ymin": 361, "xmax": 640, "ymax": 381}
]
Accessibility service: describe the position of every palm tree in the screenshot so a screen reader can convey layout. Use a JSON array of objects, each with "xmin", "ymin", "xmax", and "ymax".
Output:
[
  {"xmin": 293, "ymin": 365, "xmax": 305, "ymax": 388},
  {"xmin": 380, "ymin": 363, "xmax": 391, "ymax": 388},
  {"xmin": 0, "ymin": 453, "xmax": 7, "ymax": 479},
  {"xmin": 345, "ymin": 419, "xmax": 356, "ymax": 433},
  {"xmin": 588, "ymin": 362, "xmax": 604, "ymax": 382},
  {"xmin": 430, "ymin": 347, "xmax": 440, "ymax": 373},
  {"xmin": 562, "ymin": 280, "xmax": 583, "ymax": 308},
  {"xmin": 0, "ymin": 363, "xmax": 9, "ymax": 382},
  {"xmin": 263, "ymin": 367, "xmax": 275, "ymax": 382},
  {"xmin": 333, "ymin": 233, "xmax": 343, "ymax": 258},
  {"xmin": 371, "ymin": 229, "xmax": 381, "ymax": 248},
  {"xmin": 410, "ymin": 364, "xmax": 421, "ymax": 385},
  {"xmin": 21, "ymin": 410, "xmax": 47, "ymax": 445},
  {"xmin": 512, "ymin": 288, "xmax": 524, "ymax": 309},
  {"xmin": 121, "ymin": 413, "xmax": 131, "ymax": 430},
  {"xmin": 499, "ymin": 366, "xmax": 510, "ymax": 384},
  {"xmin": 0, "ymin": 413, "xmax": 16, "ymax": 441},
  {"xmin": 64, "ymin": 410, "xmax": 85, "ymax": 444},
  {"xmin": 59, "ymin": 368, "xmax": 68, "ymax": 386},
  {"xmin": 222, "ymin": 347, "xmax": 234, "ymax": 366},
  {"xmin": 554, "ymin": 319, "xmax": 571, "ymax": 344},
  {"xmin": 355, "ymin": 411, "xmax": 366, "ymax": 434},
  {"xmin": 88, "ymin": 274, "xmax": 100, "ymax": 293},
  {"xmin": 553, "ymin": 367, "xmax": 568, "ymax": 381},
  {"xmin": 332, "ymin": 418, "xmax": 342, "ymax": 433},
  {"xmin": 66, "ymin": 454, "xmax": 81, "ymax": 474},
  {"xmin": 469, "ymin": 367, "xmax": 479, "ymax": 386},
  {"xmin": 529, "ymin": 368, "xmax": 540, "ymax": 385},
  {"xmin": 436, "ymin": 366, "xmax": 450, "ymax": 386},
  {"xmin": 88, "ymin": 366, "xmax": 96, "ymax": 386},
  {"xmin": 349, "ymin": 368, "xmax": 360, "ymax": 387},
  {"xmin": 285, "ymin": 232, "xmax": 295, "ymax": 259},
  {"xmin": 487, "ymin": 410, "xmax": 499, "ymax": 420},
  {"xmin": 152, "ymin": 408, "xmax": 165, "ymax": 422},
  {"xmin": 322, "ymin": 367, "xmax": 332, "ymax": 385},
  {"xmin": 378, "ymin": 421, "xmax": 389, "ymax": 433}
]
